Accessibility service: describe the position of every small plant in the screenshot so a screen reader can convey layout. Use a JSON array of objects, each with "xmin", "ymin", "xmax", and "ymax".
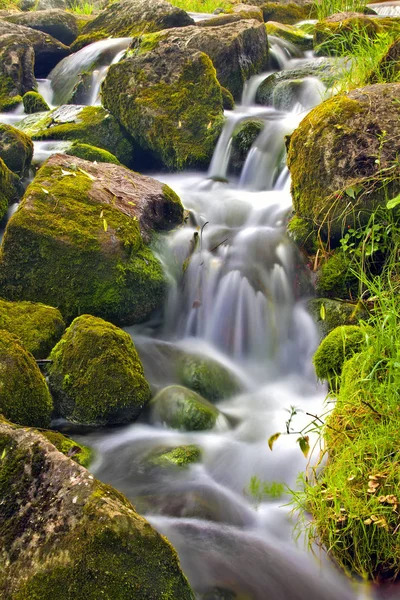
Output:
[
  {"xmin": 69, "ymin": 1, "xmax": 95, "ymax": 15},
  {"xmin": 170, "ymin": 0, "xmax": 228, "ymax": 13},
  {"xmin": 313, "ymin": 0, "xmax": 367, "ymax": 21},
  {"xmin": 246, "ymin": 475, "xmax": 285, "ymax": 504}
]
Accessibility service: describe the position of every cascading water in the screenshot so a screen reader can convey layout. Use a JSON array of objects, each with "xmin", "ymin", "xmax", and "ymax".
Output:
[{"xmin": 67, "ymin": 43, "xmax": 366, "ymax": 600}]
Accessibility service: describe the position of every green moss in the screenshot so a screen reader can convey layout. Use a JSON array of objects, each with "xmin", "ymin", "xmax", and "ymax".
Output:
[
  {"xmin": 221, "ymin": 86, "xmax": 234, "ymax": 110},
  {"xmin": 308, "ymin": 298, "xmax": 368, "ymax": 338},
  {"xmin": 177, "ymin": 354, "xmax": 241, "ymax": 402},
  {"xmin": 40, "ymin": 430, "xmax": 93, "ymax": 467},
  {"xmin": 0, "ymin": 72, "xmax": 23, "ymax": 112},
  {"xmin": 266, "ymin": 22, "xmax": 313, "ymax": 50},
  {"xmin": 0, "ymin": 156, "xmax": 20, "ymax": 220},
  {"xmin": 48, "ymin": 315, "xmax": 151, "ymax": 426},
  {"xmin": 313, "ymin": 325, "xmax": 367, "ymax": 387},
  {"xmin": 262, "ymin": 2, "xmax": 316, "ymax": 25},
  {"xmin": 316, "ymin": 252, "xmax": 359, "ymax": 299},
  {"xmin": 0, "ymin": 123, "xmax": 33, "ymax": 177},
  {"xmin": 65, "ymin": 142, "xmax": 121, "ymax": 164},
  {"xmin": 287, "ymin": 215, "xmax": 318, "ymax": 254},
  {"xmin": 151, "ymin": 385, "xmax": 220, "ymax": 431},
  {"xmin": 70, "ymin": 29, "xmax": 107, "ymax": 52},
  {"xmin": 102, "ymin": 46, "xmax": 224, "ymax": 171},
  {"xmin": 230, "ymin": 118, "xmax": 263, "ymax": 174},
  {"xmin": 0, "ymin": 330, "xmax": 53, "ymax": 427},
  {"xmin": 148, "ymin": 444, "xmax": 202, "ymax": 468},
  {"xmin": 22, "ymin": 91, "xmax": 50, "ymax": 114},
  {"xmin": 0, "ymin": 298, "xmax": 65, "ymax": 359}
]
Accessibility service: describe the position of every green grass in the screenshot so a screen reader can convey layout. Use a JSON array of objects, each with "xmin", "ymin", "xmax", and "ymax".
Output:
[
  {"xmin": 313, "ymin": 0, "xmax": 367, "ymax": 21},
  {"xmin": 170, "ymin": 0, "xmax": 228, "ymax": 13},
  {"xmin": 69, "ymin": 0, "xmax": 95, "ymax": 14}
]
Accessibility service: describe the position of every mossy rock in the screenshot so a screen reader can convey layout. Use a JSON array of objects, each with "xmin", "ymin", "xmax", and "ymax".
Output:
[
  {"xmin": 147, "ymin": 444, "xmax": 202, "ymax": 468},
  {"xmin": 313, "ymin": 325, "xmax": 367, "ymax": 386},
  {"xmin": 261, "ymin": 2, "xmax": 316, "ymax": 25},
  {"xmin": 0, "ymin": 156, "xmax": 21, "ymax": 221},
  {"xmin": 18, "ymin": 105, "xmax": 136, "ymax": 169},
  {"xmin": 22, "ymin": 91, "xmax": 50, "ymax": 114},
  {"xmin": 266, "ymin": 21, "xmax": 313, "ymax": 50},
  {"xmin": 72, "ymin": 0, "xmax": 194, "ymax": 51},
  {"xmin": 370, "ymin": 36, "xmax": 400, "ymax": 83},
  {"xmin": 0, "ymin": 421, "xmax": 195, "ymax": 598},
  {"xmin": 0, "ymin": 20, "xmax": 69, "ymax": 111},
  {"xmin": 38, "ymin": 429, "xmax": 93, "ymax": 467},
  {"xmin": 308, "ymin": 298, "xmax": 368, "ymax": 338},
  {"xmin": 48, "ymin": 315, "xmax": 151, "ymax": 426},
  {"xmin": 0, "ymin": 298, "xmax": 65, "ymax": 358},
  {"xmin": 65, "ymin": 142, "xmax": 120, "ymax": 164},
  {"xmin": 0, "ymin": 154, "xmax": 183, "ymax": 325},
  {"xmin": 315, "ymin": 252, "xmax": 359, "ymax": 299},
  {"xmin": 287, "ymin": 84, "xmax": 400, "ymax": 242},
  {"xmin": 4, "ymin": 9, "xmax": 79, "ymax": 45},
  {"xmin": 150, "ymin": 385, "xmax": 220, "ymax": 431},
  {"xmin": 230, "ymin": 118, "xmax": 264, "ymax": 173},
  {"xmin": 0, "ymin": 123, "xmax": 33, "ymax": 176},
  {"xmin": 177, "ymin": 354, "xmax": 242, "ymax": 402},
  {"xmin": 221, "ymin": 86, "xmax": 235, "ymax": 110},
  {"xmin": 102, "ymin": 39, "xmax": 225, "ymax": 171},
  {"xmin": 314, "ymin": 13, "xmax": 383, "ymax": 56},
  {"xmin": 0, "ymin": 330, "xmax": 53, "ymax": 427},
  {"xmin": 287, "ymin": 214, "xmax": 317, "ymax": 254}
]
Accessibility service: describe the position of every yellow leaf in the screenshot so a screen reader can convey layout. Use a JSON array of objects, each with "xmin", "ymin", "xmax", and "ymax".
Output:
[
  {"xmin": 78, "ymin": 167, "xmax": 96, "ymax": 181},
  {"xmin": 128, "ymin": 201, "xmax": 136, "ymax": 206},
  {"xmin": 297, "ymin": 436, "xmax": 310, "ymax": 459},
  {"xmin": 61, "ymin": 169, "xmax": 76, "ymax": 177},
  {"xmin": 100, "ymin": 210, "xmax": 104, "ymax": 218},
  {"xmin": 103, "ymin": 218, "xmax": 108, "ymax": 232},
  {"xmin": 268, "ymin": 432, "xmax": 281, "ymax": 451},
  {"xmin": 207, "ymin": 121, "xmax": 212, "ymax": 129},
  {"xmin": 178, "ymin": 120, "xmax": 182, "ymax": 129},
  {"xmin": 320, "ymin": 303, "xmax": 326, "ymax": 321},
  {"xmin": 42, "ymin": 187, "xmax": 49, "ymax": 194}
]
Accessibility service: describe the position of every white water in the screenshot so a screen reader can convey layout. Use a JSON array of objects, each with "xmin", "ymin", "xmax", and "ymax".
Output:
[{"xmin": 368, "ymin": 1, "xmax": 400, "ymax": 16}]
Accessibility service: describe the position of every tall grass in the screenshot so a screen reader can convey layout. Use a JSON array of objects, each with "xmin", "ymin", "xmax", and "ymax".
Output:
[
  {"xmin": 170, "ymin": 0, "xmax": 228, "ymax": 13},
  {"xmin": 313, "ymin": 0, "xmax": 367, "ymax": 21},
  {"xmin": 69, "ymin": 0, "xmax": 95, "ymax": 14}
]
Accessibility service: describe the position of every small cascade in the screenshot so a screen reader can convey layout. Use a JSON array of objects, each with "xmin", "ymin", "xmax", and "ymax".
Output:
[
  {"xmin": 47, "ymin": 37, "xmax": 131, "ymax": 106},
  {"xmin": 368, "ymin": 1, "xmax": 400, "ymax": 15}
]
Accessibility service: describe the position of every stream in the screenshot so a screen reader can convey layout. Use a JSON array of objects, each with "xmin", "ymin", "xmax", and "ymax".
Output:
[{"xmin": 1, "ymin": 17, "xmax": 396, "ymax": 599}]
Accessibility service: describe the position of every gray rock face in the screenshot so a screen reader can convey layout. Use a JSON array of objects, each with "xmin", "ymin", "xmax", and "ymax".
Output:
[
  {"xmin": 73, "ymin": 0, "xmax": 194, "ymax": 50},
  {"xmin": 0, "ymin": 19, "xmax": 69, "ymax": 110},
  {"xmin": 0, "ymin": 421, "xmax": 194, "ymax": 599},
  {"xmin": 4, "ymin": 9, "xmax": 79, "ymax": 45}
]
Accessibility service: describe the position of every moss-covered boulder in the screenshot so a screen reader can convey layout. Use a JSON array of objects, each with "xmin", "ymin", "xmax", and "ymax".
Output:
[
  {"xmin": 136, "ymin": 19, "xmax": 268, "ymax": 100},
  {"xmin": 314, "ymin": 13, "xmax": 382, "ymax": 55},
  {"xmin": 0, "ymin": 123, "xmax": 33, "ymax": 177},
  {"xmin": 65, "ymin": 142, "xmax": 120, "ymax": 164},
  {"xmin": 315, "ymin": 252, "xmax": 359, "ymax": 299},
  {"xmin": 48, "ymin": 315, "xmax": 151, "ymax": 426},
  {"xmin": 371, "ymin": 36, "xmax": 400, "ymax": 83},
  {"xmin": 0, "ymin": 298, "xmax": 65, "ymax": 358},
  {"xmin": 150, "ymin": 385, "xmax": 220, "ymax": 430},
  {"xmin": 266, "ymin": 21, "xmax": 313, "ymax": 49},
  {"xmin": 0, "ymin": 157, "xmax": 21, "ymax": 221},
  {"xmin": 313, "ymin": 325, "xmax": 367, "ymax": 387},
  {"xmin": 231, "ymin": 118, "xmax": 264, "ymax": 173},
  {"xmin": 0, "ymin": 330, "xmax": 53, "ymax": 427},
  {"xmin": 308, "ymin": 297, "xmax": 368, "ymax": 338},
  {"xmin": 72, "ymin": 0, "xmax": 194, "ymax": 51},
  {"xmin": 177, "ymin": 354, "xmax": 242, "ymax": 402},
  {"xmin": 147, "ymin": 444, "xmax": 202, "ymax": 468},
  {"xmin": 0, "ymin": 154, "xmax": 183, "ymax": 324},
  {"xmin": 102, "ymin": 39, "xmax": 224, "ymax": 171},
  {"xmin": 0, "ymin": 421, "xmax": 195, "ymax": 599},
  {"xmin": 287, "ymin": 83, "xmax": 400, "ymax": 241},
  {"xmin": 0, "ymin": 19, "xmax": 69, "ymax": 111},
  {"xmin": 261, "ymin": 2, "xmax": 316, "ymax": 25},
  {"xmin": 22, "ymin": 91, "xmax": 50, "ymax": 114},
  {"xmin": 4, "ymin": 9, "xmax": 79, "ymax": 45},
  {"xmin": 17, "ymin": 105, "xmax": 136, "ymax": 169}
]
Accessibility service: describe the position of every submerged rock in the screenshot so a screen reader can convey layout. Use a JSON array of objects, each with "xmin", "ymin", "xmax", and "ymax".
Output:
[
  {"xmin": 0, "ymin": 157, "xmax": 21, "ymax": 221},
  {"xmin": 177, "ymin": 354, "xmax": 242, "ymax": 402},
  {"xmin": 48, "ymin": 315, "xmax": 151, "ymax": 426},
  {"xmin": 0, "ymin": 154, "xmax": 183, "ymax": 324},
  {"xmin": 22, "ymin": 91, "xmax": 50, "ymax": 114},
  {"xmin": 0, "ymin": 330, "xmax": 53, "ymax": 427},
  {"xmin": 147, "ymin": 444, "xmax": 202, "ymax": 468},
  {"xmin": 287, "ymin": 83, "xmax": 400, "ymax": 241},
  {"xmin": 0, "ymin": 19, "xmax": 69, "ymax": 111},
  {"xmin": 102, "ymin": 39, "xmax": 224, "ymax": 171},
  {"xmin": 134, "ymin": 19, "xmax": 268, "ymax": 100},
  {"xmin": 0, "ymin": 298, "xmax": 65, "ymax": 358},
  {"xmin": 72, "ymin": 0, "xmax": 194, "ymax": 50},
  {"xmin": 0, "ymin": 421, "xmax": 194, "ymax": 599},
  {"xmin": 17, "ymin": 105, "xmax": 136, "ymax": 168},
  {"xmin": 0, "ymin": 123, "xmax": 33, "ymax": 176},
  {"xmin": 4, "ymin": 9, "xmax": 79, "ymax": 45},
  {"xmin": 151, "ymin": 385, "xmax": 220, "ymax": 431}
]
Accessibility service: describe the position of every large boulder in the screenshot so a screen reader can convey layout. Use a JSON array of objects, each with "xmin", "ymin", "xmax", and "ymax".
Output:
[
  {"xmin": 0, "ymin": 330, "xmax": 53, "ymax": 427},
  {"xmin": 17, "ymin": 105, "xmax": 136, "ymax": 168},
  {"xmin": 48, "ymin": 315, "xmax": 151, "ymax": 426},
  {"xmin": 102, "ymin": 40, "xmax": 225, "ymax": 170},
  {"xmin": 4, "ymin": 9, "xmax": 79, "ymax": 45},
  {"xmin": 150, "ymin": 385, "xmax": 220, "ymax": 431},
  {"xmin": 134, "ymin": 19, "xmax": 269, "ymax": 100},
  {"xmin": 0, "ymin": 154, "xmax": 183, "ymax": 324},
  {"xmin": 0, "ymin": 421, "xmax": 194, "ymax": 599},
  {"xmin": 0, "ymin": 19, "xmax": 69, "ymax": 111},
  {"xmin": 0, "ymin": 298, "xmax": 65, "ymax": 358},
  {"xmin": 72, "ymin": 0, "xmax": 194, "ymax": 50},
  {"xmin": 287, "ymin": 83, "xmax": 400, "ymax": 241},
  {"xmin": 0, "ymin": 123, "xmax": 33, "ymax": 176},
  {"xmin": 0, "ymin": 157, "xmax": 21, "ymax": 221}
]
